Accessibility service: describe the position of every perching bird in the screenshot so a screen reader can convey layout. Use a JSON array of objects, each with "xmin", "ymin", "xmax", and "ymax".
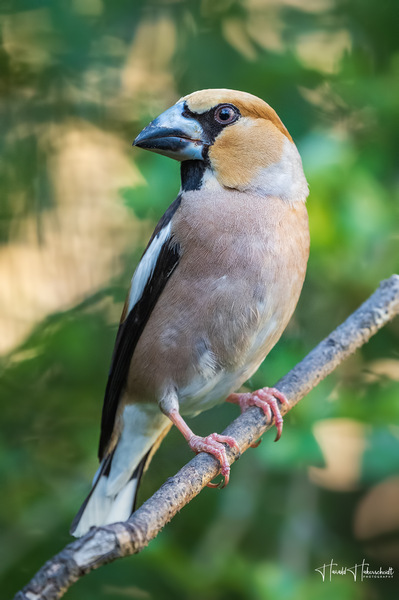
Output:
[{"xmin": 70, "ymin": 89, "xmax": 310, "ymax": 537}]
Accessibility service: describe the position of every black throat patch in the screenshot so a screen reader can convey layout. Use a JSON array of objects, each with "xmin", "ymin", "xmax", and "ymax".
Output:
[{"xmin": 180, "ymin": 160, "xmax": 208, "ymax": 191}]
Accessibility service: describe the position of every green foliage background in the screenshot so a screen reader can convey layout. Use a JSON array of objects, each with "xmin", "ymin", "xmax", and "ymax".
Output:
[{"xmin": 1, "ymin": 1, "xmax": 399, "ymax": 598}]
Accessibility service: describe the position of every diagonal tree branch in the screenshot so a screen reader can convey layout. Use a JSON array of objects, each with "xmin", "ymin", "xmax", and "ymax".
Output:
[{"xmin": 14, "ymin": 275, "xmax": 399, "ymax": 600}]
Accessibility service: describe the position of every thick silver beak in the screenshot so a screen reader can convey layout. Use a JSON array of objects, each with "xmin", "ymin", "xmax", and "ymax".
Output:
[{"xmin": 133, "ymin": 101, "xmax": 205, "ymax": 161}]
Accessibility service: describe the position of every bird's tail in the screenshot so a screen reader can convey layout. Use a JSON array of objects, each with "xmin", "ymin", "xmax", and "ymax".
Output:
[{"xmin": 70, "ymin": 424, "xmax": 171, "ymax": 538}]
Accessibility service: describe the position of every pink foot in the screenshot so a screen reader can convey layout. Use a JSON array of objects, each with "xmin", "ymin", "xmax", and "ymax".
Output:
[
  {"xmin": 227, "ymin": 387, "xmax": 289, "ymax": 442},
  {"xmin": 188, "ymin": 433, "xmax": 240, "ymax": 488}
]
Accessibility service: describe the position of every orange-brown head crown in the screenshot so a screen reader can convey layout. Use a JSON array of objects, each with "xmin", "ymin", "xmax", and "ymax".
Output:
[{"xmin": 182, "ymin": 88, "xmax": 292, "ymax": 142}]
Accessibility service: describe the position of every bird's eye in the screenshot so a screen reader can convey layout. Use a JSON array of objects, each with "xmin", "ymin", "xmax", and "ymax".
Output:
[{"xmin": 214, "ymin": 105, "xmax": 238, "ymax": 125}]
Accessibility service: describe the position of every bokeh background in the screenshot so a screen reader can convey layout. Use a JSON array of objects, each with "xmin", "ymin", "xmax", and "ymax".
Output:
[{"xmin": 1, "ymin": 1, "xmax": 399, "ymax": 598}]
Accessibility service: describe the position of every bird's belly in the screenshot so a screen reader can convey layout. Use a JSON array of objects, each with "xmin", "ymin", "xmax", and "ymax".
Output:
[
  {"xmin": 179, "ymin": 369, "xmax": 240, "ymax": 416},
  {"xmin": 178, "ymin": 307, "xmax": 283, "ymax": 416}
]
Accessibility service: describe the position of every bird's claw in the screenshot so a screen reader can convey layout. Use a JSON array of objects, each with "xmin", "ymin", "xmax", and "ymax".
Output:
[
  {"xmin": 188, "ymin": 432, "xmax": 240, "ymax": 488},
  {"xmin": 227, "ymin": 387, "xmax": 288, "ymax": 442},
  {"xmin": 250, "ymin": 438, "xmax": 262, "ymax": 448}
]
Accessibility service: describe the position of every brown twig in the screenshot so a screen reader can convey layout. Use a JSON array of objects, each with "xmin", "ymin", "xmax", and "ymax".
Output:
[{"xmin": 14, "ymin": 275, "xmax": 399, "ymax": 600}]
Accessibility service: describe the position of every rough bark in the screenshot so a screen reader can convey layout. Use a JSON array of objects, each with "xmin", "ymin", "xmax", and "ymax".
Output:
[{"xmin": 14, "ymin": 275, "xmax": 399, "ymax": 600}]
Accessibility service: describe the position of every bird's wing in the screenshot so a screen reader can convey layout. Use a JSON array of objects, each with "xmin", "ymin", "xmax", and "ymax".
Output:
[{"xmin": 98, "ymin": 195, "xmax": 182, "ymax": 460}]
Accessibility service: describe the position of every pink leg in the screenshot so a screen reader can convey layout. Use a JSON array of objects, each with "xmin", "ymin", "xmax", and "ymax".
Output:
[
  {"xmin": 226, "ymin": 387, "xmax": 289, "ymax": 442},
  {"xmin": 168, "ymin": 409, "xmax": 240, "ymax": 488}
]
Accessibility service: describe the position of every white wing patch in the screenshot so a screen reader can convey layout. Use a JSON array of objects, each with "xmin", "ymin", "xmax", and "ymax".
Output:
[{"xmin": 127, "ymin": 221, "xmax": 172, "ymax": 315}]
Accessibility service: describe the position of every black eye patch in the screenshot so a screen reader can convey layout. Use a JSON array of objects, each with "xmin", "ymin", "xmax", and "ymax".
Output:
[{"xmin": 182, "ymin": 102, "xmax": 241, "ymax": 146}]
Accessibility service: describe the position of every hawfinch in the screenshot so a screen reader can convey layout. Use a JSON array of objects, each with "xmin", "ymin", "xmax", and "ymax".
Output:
[{"xmin": 71, "ymin": 89, "xmax": 309, "ymax": 537}]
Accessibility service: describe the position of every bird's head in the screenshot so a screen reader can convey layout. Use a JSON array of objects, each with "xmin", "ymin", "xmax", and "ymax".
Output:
[{"xmin": 134, "ymin": 89, "xmax": 308, "ymax": 202}]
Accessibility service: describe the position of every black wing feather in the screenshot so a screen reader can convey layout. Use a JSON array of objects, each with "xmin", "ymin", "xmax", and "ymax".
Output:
[{"xmin": 98, "ymin": 195, "xmax": 182, "ymax": 460}]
